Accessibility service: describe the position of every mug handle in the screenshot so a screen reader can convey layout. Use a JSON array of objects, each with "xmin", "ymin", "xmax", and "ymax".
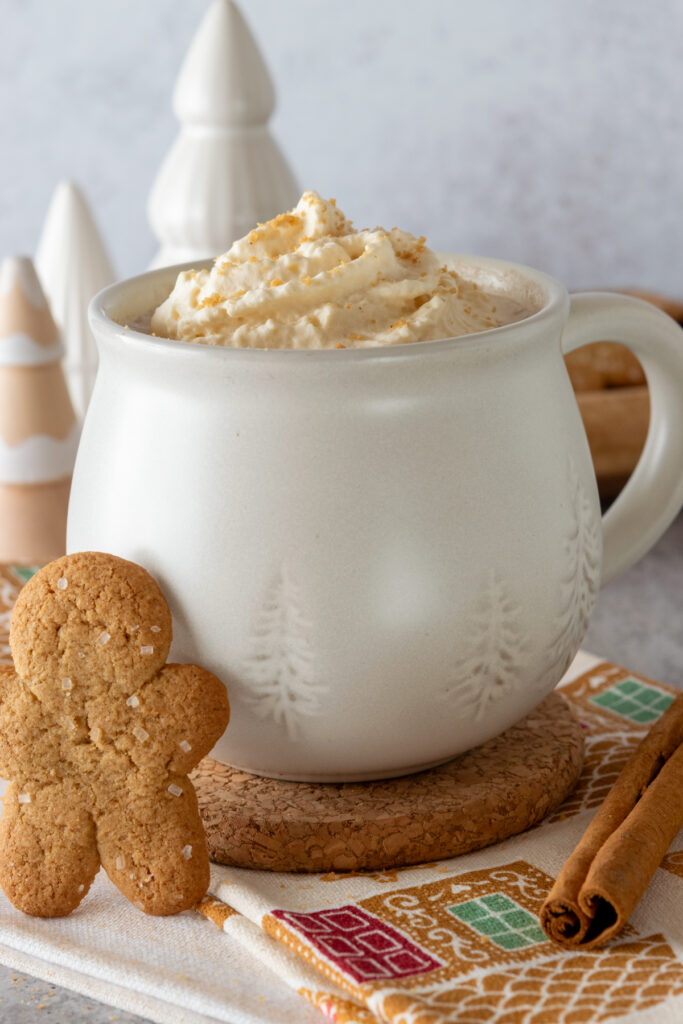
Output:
[{"xmin": 562, "ymin": 292, "xmax": 683, "ymax": 586}]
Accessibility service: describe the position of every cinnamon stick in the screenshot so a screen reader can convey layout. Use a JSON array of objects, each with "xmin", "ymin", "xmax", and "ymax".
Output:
[{"xmin": 541, "ymin": 693, "xmax": 683, "ymax": 949}]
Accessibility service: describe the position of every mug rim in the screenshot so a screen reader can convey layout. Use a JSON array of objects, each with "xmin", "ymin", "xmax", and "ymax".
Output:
[{"xmin": 89, "ymin": 252, "xmax": 568, "ymax": 363}]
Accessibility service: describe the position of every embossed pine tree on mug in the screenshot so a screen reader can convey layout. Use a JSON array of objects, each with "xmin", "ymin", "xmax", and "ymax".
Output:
[
  {"xmin": 550, "ymin": 457, "xmax": 602, "ymax": 678},
  {"xmin": 440, "ymin": 570, "xmax": 529, "ymax": 721},
  {"xmin": 242, "ymin": 564, "xmax": 327, "ymax": 740}
]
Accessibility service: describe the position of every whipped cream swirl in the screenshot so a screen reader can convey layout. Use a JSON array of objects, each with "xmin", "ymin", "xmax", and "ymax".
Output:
[{"xmin": 151, "ymin": 192, "xmax": 513, "ymax": 349}]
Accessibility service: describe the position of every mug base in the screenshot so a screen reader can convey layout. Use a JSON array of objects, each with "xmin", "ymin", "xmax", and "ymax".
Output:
[{"xmin": 211, "ymin": 753, "xmax": 458, "ymax": 784}]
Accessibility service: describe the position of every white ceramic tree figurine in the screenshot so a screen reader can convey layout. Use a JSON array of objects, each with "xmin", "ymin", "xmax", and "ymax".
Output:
[
  {"xmin": 36, "ymin": 181, "xmax": 115, "ymax": 421},
  {"xmin": 147, "ymin": 0, "xmax": 299, "ymax": 269}
]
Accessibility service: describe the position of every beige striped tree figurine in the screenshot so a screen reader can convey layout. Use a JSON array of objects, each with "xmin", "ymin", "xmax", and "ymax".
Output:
[{"xmin": 0, "ymin": 257, "xmax": 79, "ymax": 565}]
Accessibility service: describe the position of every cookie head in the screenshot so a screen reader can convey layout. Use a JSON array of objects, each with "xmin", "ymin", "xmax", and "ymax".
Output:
[{"xmin": 10, "ymin": 552, "xmax": 172, "ymax": 701}]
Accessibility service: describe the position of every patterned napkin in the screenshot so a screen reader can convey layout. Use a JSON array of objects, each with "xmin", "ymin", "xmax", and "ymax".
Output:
[
  {"xmin": 2, "ymin": 564, "xmax": 683, "ymax": 1024},
  {"xmin": 198, "ymin": 653, "xmax": 683, "ymax": 1024}
]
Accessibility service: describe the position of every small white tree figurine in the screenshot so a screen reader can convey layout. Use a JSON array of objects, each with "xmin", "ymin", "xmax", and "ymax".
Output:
[
  {"xmin": 36, "ymin": 181, "xmax": 115, "ymax": 420},
  {"xmin": 147, "ymin": 0, "xmax": 299, "ymax": 269}
]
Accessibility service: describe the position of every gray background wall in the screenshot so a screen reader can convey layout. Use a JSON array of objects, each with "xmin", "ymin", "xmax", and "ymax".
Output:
[{"xmin": 2, "ymin": 0, "xmax": 683, "ymax": 293}]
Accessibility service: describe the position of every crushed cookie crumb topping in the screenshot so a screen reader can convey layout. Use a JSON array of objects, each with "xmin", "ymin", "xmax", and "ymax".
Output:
[{"xmin": 199, "ymin": 293, "xmax": 223, "ymax": 308}]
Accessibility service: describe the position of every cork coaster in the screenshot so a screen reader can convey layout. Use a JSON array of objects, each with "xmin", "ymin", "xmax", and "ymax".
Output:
[{"xmin": 192, "ymin": 692, "xmax": 583, "ymax": 873}]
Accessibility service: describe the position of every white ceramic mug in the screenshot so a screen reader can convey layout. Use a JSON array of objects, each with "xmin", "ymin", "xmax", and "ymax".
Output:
[{"xmin": 68, "ymin": 255, "xmax": 683, "ymax": 781}]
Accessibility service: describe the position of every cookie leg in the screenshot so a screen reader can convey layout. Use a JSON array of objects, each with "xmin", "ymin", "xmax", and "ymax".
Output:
[
  {"xmin": 97, "ymin": 777, "xmax": 209, "ymax": 915},
  {"xmin": 0, "ymin": 783, "xmax": 99, "ymax": 917}
]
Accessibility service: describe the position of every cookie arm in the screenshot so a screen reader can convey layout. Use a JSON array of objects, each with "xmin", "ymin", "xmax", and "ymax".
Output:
[
  {"xmin": 0, "ymin": 673, "xmax": 24, "ymax": 779},
  {"xmin": 0, "ymin": 664, "xmax": 12, "ymax": 702},
  {"xmin": 135, "ymin": 665, "xmax": 230, "ymax": 773}
]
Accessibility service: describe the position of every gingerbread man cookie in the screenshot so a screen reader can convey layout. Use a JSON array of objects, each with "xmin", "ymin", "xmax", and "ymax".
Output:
[{"xmin": 0, "ymin": 552, "xmax": 230, "ymax": 917}]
